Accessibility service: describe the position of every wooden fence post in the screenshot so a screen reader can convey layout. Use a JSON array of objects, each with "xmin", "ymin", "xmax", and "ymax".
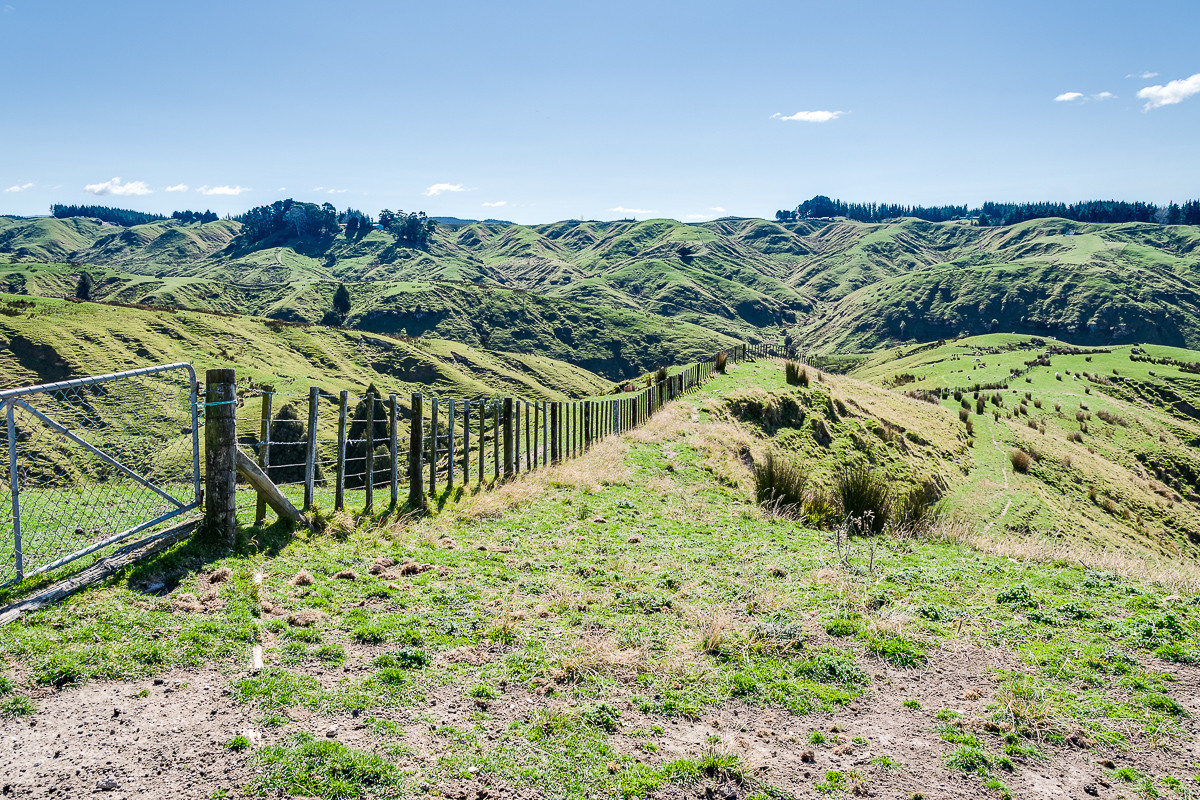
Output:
[
  {"xmin": 502, "ymin": 397, "xmax": 514, "ymax": 479},
  {"xmin": 255, "ymin": 386, "xmax": 273, "ymax": 526},
  {"xmin": 204, "ymin": 368, "xmax": 237, "ymax": 547},
  {"xmin": 550, "ymin": 402, "xmax": 559, "ymax": 463},
  {"xmin": 408, "ymin": 393, "xmax": 425, "ymax": 510},
  {"xmin": 304, "ymin": 386, "xmax": 318, "ymax": 511},
  {"xmin": 389, "ymin": 394, "xmax": 398, "ymax": 508},
  {"xmin": 584, "ymin": 402, "xmax": 592, "ymax": 450},
  {"xmin": 493, "ymin": 402, "xmax": 500, "ymax": 481},
  {"xmin": 429, "ymin": 398, "xmax": 438, "ymax": 497},
  {"xmin": 462, "ymin": 399, "xmax": 470, "ymax": 486},
  {"xmin": 364, "ymin": 391, "xmax": 375, "ymax": 513},
  {"xmin": 540, "ymin": 402, "xmax": 549, "ymax": 465},
  {"xmin": 525, "ymin": 402, "xmax": 532, "ymax": 470},
  {"xmin": 478, "ymin": 401, "xmax": 485, "ymax": 484},
  {"xmin": 447, "ymin": 399, "xmax": 456, "ymax": 491},
  {"xmin": 335, "ymin": 390, "xmax": 348, "ymax": 511},
  {"xmin": 513, "ymin": 399, "xmax": 520, "ymax": 475}
]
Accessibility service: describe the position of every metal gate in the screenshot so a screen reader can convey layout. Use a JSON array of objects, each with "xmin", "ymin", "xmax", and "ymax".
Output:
[{"xmin": 0, "ymin": 363, "xmax": 200, "ymax": 583}]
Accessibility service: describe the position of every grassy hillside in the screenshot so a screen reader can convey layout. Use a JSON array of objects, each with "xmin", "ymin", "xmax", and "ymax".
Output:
[
  {"xmin": 0, "ymin": 261, "xmax": 738, "ymax": 382},
  {"xmin": 0, "ymin": 294, "xmax": 613, "ymax": 401},
  {"xmin": 0, "ymin": 362, "xmax": 1196, "ymax": 798},
  {"xmin": 798, "ymin": 221, "xmax": 1200, "ymax": 352},
  {"xmin": 6, "ymin": 214, "xmax": 1200, "ymax": 354},
  {"xmin": 745, "ymin": 334, "xmax": 1200, "ymax": 560}
]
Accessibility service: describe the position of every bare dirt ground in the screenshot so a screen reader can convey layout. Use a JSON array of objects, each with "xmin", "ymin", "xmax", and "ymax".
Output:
[{"xmin": 2, "ymin": 640, "xmax": 1195, "ymax": 799}]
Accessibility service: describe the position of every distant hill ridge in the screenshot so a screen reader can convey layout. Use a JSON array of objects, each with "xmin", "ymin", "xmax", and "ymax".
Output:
[{"xmin": 3, "ymin": 212, "xmax": 1200, "ymax": 353}]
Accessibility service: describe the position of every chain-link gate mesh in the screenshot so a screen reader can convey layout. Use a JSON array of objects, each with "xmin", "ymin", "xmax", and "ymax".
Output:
[{"xmin": 0, "ymin": 363, "xmax": 200, "ymax": 583}]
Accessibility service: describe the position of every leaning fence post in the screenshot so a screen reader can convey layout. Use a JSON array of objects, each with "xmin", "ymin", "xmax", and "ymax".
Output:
[
  {"xmin": 335, "ymin": 390, "xmax": 348, "ymax": 511},
  {"xmin": 365, "ymin": 391, "xmax": 375, "ymax": 514},
  {"xmin": 304, "ymin": 387, "xmax": 318, "ymax": 510},
  {"xmin": 389, "ymin": 394, "xmax": 398, "ymax": 508},
  {"xmin": 502, "ymin": 397, "xmax": 514, "ymax": 478},
  {"xmin": 408, "ymin": 393, "xmax": 425, "ymax": 510},
  {"xmin": 204, "ymin": 368, "xmax": 238, "ymax": 547},
  {"xmin": 255, "ymin": 386, "xmax": 273, "ymax": 526},
  {"xmin": 524, "ymin": 401, "xmax": 532, "ymax": 470}
]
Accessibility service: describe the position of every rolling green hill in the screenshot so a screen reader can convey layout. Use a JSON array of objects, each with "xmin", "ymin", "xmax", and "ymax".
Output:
[
  {"xmin": 779, "ymin": 334, "xmax": 1200, "ymax": 559},
  {"xmin": 0, "ymin": 260, "xmax": 737, "ymax": 382},
  {"xmin": 5, "ymin": 214, "xmax": 1200, "ymax": 355},
  {"xmin": 0, "ymin": 294, "xmax": 614, "ymax": 401}
]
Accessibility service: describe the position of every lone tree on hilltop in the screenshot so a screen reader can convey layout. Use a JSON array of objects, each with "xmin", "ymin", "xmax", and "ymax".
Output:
[
  {"xmin": 75, "ymin": 272, "xmax": 93, "ymax": 301},
  {"xmin": 333, "ymin": 283, "xmax": 352, "ymax": 319}
]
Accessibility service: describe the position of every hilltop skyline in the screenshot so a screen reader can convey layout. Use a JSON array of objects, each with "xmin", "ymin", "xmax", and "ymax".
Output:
[{"xmin": 1, "ymin": 0, "xmax": 1198, "ymax": 224}]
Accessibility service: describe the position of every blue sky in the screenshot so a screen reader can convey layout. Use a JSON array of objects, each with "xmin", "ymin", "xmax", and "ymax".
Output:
[{"xmin": 1, "ymin": 0, "xmax": 1197, "ymax": 224}]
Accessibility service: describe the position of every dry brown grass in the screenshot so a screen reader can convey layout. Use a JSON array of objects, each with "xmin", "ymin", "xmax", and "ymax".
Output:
[
  {"xmin": 697, "ymin": 608, "xmax": 734, "ymax": 654},
  {"xmin": 931, "ymin": 519, "xmax": 1200, "ymax": 593},
  {"xmin": 449, "ymin": 435, "xmax": 630, "ymax": 522},
  {"xmin": 556, "ymin": 635, "xmax": 649, "ymax": 683}
]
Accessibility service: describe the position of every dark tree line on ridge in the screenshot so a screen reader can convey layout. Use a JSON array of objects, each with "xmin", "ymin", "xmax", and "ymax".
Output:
[
  {"xmin": 50, "ymin": 204, "xmax": 167, "ymax": 227},
  {"xmin": 776, "ymin": 195, "xmax": 1200, "ymax": 226},
  {"xmin": 171, "ymin": 209, "xmax": 219, "ymax": 224}
]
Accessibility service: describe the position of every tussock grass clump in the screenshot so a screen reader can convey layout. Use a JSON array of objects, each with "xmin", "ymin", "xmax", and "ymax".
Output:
[
  {"xmin": 715, "ymin": 351, "xmax": 727, "ymax": 374},
  {"xmin": 785, "ymin": 360, "xmax": 809, "ymax": 387},
  {"xmin": 655, "ymin": 366, "xmax": 668, "ymax": 385},
  {"xmin": 835, "ymin": 464, "xmax": 892, "ymax": 536},
  {"xmin": 754, "ymin": 449, "xmax": 808, "ymax": 517},
  {"xmin": 1010, "ymin": 449, "xmax": 1032, "ymax": 473},
  {"xmin": 896, "ymin": 477, "xmax": 944, "ymax": 530}
]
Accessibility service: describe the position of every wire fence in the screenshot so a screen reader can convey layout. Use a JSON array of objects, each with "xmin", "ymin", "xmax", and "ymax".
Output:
[
  {"xmin": 0, "ymin": 363, "xmax": 200, "ymax": 583},
  {"xmin": 0, "ymin": 342, "xmax": 776, "ymax": 581},
  {"xmin": 228, "ymin": 347, "xmax": 755, "ymax": 521}
]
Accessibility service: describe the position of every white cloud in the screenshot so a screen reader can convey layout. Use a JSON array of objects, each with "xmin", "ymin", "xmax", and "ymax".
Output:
[
  {"xmin": 1054, "ymin": 92, "xmax": 1084, "ymax": 102},
  {"xmin": 1093, "ymin": 91, "xmax": 1116, "ymax": 100},
  {"xmin": 3, "ymin": 182, "xmax": 33, "ymax": 193},
  {"xmin": 1138, "ymin": 73, "xmax": 1200, "ymax": 110},
  {"xmin": 710, "ymin": 206, "xmax": 726, "ymax": 213},
  {"xmin": 327, "ymin": 188, "xmax": 347, "ymax": 194},
  {"xmin": 685, "ymin": 214, "xmax": 709, "ymax": 220},
  {"xmin": 197, "ymin": 185, "xmax": 250, "ymax": 196},
  {"xmin": 481, "ymin": 200, "xmax": 507, "ymax": 207},
  {"xmin": 424, "ymin": 182, "xmax": 465, "ymax": 196},
  {"xmin": 772, "ymin": 110, "xmax": 844, "ymax": 122},
  {"xmin": 1126, "ymin": 71, "xmax": 1158, "ymax": 79},
  {"xmin": 610, "ymin": 205, "xmax": 656, "ymax": 215},
  {"xmin": 165, "ymin": 183, "xmax": 188, "ymax": 192},
  {"xmin": 84, "ymin": 176, "xmax": 152, "ymax": 196},
  {"xmin": 277, "ymin": 187, "xmax": 287, "ymax": 192}
]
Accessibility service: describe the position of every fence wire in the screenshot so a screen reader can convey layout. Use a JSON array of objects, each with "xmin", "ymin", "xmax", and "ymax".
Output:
[{"xmin": 0, "ymin": 364, "xmax": 199, "ymax": 583}]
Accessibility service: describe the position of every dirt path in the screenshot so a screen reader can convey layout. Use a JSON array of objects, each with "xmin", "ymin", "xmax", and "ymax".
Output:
[{"xmin": 3, "ymin": 644, "xmax": 1195, "ymax": 799}]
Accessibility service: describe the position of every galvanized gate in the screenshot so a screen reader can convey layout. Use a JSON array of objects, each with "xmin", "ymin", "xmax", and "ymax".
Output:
[{"xmin": 0, "ymin": 363, "xmax": 200, "ymax": 583}]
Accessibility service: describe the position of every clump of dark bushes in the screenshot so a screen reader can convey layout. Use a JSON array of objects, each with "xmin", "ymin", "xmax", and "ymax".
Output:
[
  {"xmin": 753, "ymin": 449, "xmax": 837, "ymax": 525},
  {"xmin": 785, "ymin": 360, "xmax": 810, "ymax": 387},
  {"xmin": 835, "ymin": 463, "xmax": 893, "ymax": 536}
]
